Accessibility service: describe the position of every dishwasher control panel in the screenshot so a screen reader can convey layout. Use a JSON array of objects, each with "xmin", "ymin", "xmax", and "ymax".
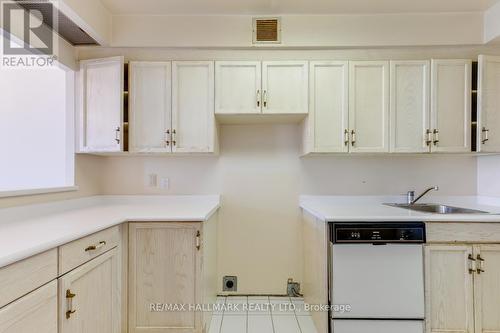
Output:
[{"xmin": 332, "ymin": 222, "xmax": 426, "ymax": 243}]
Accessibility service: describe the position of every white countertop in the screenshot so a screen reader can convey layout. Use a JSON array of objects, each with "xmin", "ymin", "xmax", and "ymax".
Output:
[
  {"xmin": 300, "ymin": 195, "xmax": 500, "ymax": 222},
  {"xmin": 0, "ymin": 195, "xmax": 220, "ymax": 269}
]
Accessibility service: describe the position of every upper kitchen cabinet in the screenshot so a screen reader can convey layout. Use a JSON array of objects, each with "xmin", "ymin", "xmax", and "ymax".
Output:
[
  {"xmin": 215, "ymin": 60, "xmax": 308, "ymax": 116},
  {"xmin": 215, "ymin": 61, "xmax": 262, "ymax": 114},
  {"xmin": 172, "ymin": 61, "xmax": 216, "ymax": 153},
  {"xmin": 129, "ymin": 62, "xmax": 172, "ymax": 153},
  {"xmin": 390, "ymin": 61, "xmax": 430, "ymax": 153},
  {"xmin": 430, "ymin": 59, "xmax": 471, "ymax": 153},
  {"xmin": 262, "ymin": 61, "xmax": 309, "ymax": 114},
  {"xmin": 349, "ymin": 61, "xmax": 390, "ymax": 153},
  {"xmin": 478, "ymin": 55, "xmax": 500, "ymax": 153},
  {"xmin": 304, "ymin": 61, "xmax": 349, "ymax": 153},
  {"xmin": 77, "ymin": 56, "xmax": 124, "ymax": 153}
]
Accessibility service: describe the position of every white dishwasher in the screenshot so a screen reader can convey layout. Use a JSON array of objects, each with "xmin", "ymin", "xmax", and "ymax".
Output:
[{"xmin": 329, "ymin": 222, "xmax": 426, "ymax": 333}]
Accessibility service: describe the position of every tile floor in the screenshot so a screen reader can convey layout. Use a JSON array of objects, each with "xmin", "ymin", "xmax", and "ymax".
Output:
[{"xmin": 208, "ymin": 296, "xmax": 318, "ymax": 333}]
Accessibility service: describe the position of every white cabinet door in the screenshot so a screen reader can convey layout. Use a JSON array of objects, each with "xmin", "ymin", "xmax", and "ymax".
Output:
[
  {"xmin": 390, "ymin": 61, "xmax": 430, "ymax": 153},
  {"xmin": 0, "ymin": 281, "xmax": 57, "ymax": 333},
  {"xmin": 473, "ymin": 245, "xmax": 500, "ymax": 333},
  {"xmin": 172, "ymin": 61, "xmax": 215, "ymax": 153},
  {"xmin": 128, "ymin": 223, "xmax": 202, "ymax": 333},
  {"xmin": 262, "ymin": 61, "xmax": 308, "ymax": 114},
  {"xmin": 215, "ymin": 61, "xmax": 262, "ymax": 114},
  {"xmin": 430, "ymin": 59, "xmax": 471, "ymax": 153},
  {"xmin": 129, "ymin": 62, "xmax": 172, "ymax": 153},
  {"xmin": 308, "ymin": 61, "xmax": 349, "ymax": 153},
  {"xmin": 59, "ymin": 249, "xmax": 120, "ymax": 333},
  {"xmin": 79, "ymin": 56, "xmax": 124, "ymax": 152},
  {"xmin": 478, "ymin": 55, "xmax": 500, "ymax": 152},
  {"xmin": 349, "ymin": 61, "xmax": 390, "ymax": 153},
  {"xmin": 424, "ymin": 245, "xmax": 474, "ymax": 333}
]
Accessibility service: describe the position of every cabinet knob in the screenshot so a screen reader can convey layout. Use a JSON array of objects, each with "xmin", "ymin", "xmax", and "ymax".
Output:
[{"xmin": 351, "ymin": 130, "xmax": 356, "ymax": 146}]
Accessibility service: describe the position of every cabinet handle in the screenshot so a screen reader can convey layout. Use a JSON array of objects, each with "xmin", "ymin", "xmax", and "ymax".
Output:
[
  {"xmin": 172, "ymin": 129, "xmax": 177, "ymax": 146},
  {"xmin": 476, "ymin": 254, "xmax": 485, "ymax": 274},
  {"xmin": 196, "ymin": 231, "xmax": 201, "ymax": 251},
  {"xmin": 351, "ymin": 130, "xmax": 356, "ymax": 147},
  {"xmin": 165, "ymin": 129, "xmax": 170, "ymax": 146},
  {"xmin": 66, "ymin": 289, "xmax": 76, "ymax": 319},
  {"xmin": 344, "ymin": 129, "xmax": 349, "ymax": 146},
  {"xmin": 256, "ymin": 90, "xmax": 261, "ymax": 107},
  {"xmin": 433, "ymin": 129, "xmax": 439, "ymax": 146},
  {"xmin": 468, "ymin": 254, "xmax": 476, "ymax": 274},
  {"xmin": 482, "ymin": 127, "xmax": 490, "ymax": 144},
  {"xmin": 263, "ymin": 90, "xmax": 268, "ymax": 108},
  {"xmin": 85, "ymin": 241, "xmax": 106, "ymax": 252},
  {"xmin": 425, "ymin": 129, "xmax": 432, "ymax": 146},
  {"xmin": 115, "ymin": 127, "xmax": 121, "ymax": 144}
]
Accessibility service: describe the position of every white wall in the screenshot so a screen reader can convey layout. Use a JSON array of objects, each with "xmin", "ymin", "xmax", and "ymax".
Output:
[
  {"xmin": 111, "ymin": 12, "xmax": 484, "ymax": 48},
  {"xmin": 478, "ymin": 155, "xmax": 500, "ymax": 197},
  {"xmin": 100, "ymin": 125, "xmax": 477, "ymax": 293},
  {"xmin": 0, "ymin": 154, "xmax": 104, "ymax": 208}
]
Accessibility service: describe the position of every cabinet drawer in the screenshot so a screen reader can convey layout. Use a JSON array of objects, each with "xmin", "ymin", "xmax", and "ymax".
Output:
[
  {"xmin": 0, "ymin": 280, "xmax": 57, "ymax": 333},
  {"xmin": 0, "ymin": 249, "xmax": 57, "ymax": 308},
  {"xmin": 426, "ymin": 222, "xmax": 500, "ymax": 243},
  {"xmin": 59, "ymin": 226, "xmax": 120, "ymax": 275}
]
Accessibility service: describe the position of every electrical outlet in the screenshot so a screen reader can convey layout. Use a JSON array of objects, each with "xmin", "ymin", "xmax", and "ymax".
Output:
[
  {"xmin": 223, "ymin": 276, "xmax": 237, "ymax": 292},
  {"xmin": 159, "ymin": 178, "xmax": 169, "ymax": 189}
]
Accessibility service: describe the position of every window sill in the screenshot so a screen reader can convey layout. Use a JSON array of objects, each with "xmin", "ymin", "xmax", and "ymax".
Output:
[{"xmin": 0, "ymin": 186, "xmax": 79, "ymax": 198}]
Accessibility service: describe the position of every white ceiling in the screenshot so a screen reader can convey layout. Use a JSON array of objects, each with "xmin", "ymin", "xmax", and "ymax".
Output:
[{"xmin": 102, "ymin": 0, "xmax": 500, "ymax": 15}]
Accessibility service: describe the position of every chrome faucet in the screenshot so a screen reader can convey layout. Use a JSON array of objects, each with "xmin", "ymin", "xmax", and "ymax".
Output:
[{"xmin": 407, "ymin": 186, "xmax": 439, "ymax": 205}]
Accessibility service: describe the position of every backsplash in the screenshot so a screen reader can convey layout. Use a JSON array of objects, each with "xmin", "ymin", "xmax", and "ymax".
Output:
[{"xmin": 478, "ymin": 155, "xmax": 500, "ymax": 197}]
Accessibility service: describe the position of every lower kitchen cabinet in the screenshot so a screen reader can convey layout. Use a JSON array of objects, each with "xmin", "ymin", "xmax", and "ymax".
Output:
[
  {"xmin": 473, "ymin": 245, "xmax": 500, "ymax": 333},
  {"xmin": 128, "ymin": 222, "xmax": 203, "ymax": 333},
  {"xmin": 0, "ymin": 280, "xmax": 57, "ymax": 333},
  {"xmin": 58, "ymin": 249, "xmax": 121, "ymax": 333},
  {"xmin": 425, "ymin": 244, "xmax": 500, "ymax": 333}
]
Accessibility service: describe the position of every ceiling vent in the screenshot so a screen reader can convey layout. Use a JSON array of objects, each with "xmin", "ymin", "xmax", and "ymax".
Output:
[
  {"xmin": 14, "ymin": 0, "xmax": 98, "ymax": 46},
  {"xmin": 253, "ymin": 17, "xmax": 281, "ymax": 44}
]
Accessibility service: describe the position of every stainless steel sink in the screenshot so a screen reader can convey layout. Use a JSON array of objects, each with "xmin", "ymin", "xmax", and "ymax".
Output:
[{"xmin": 385, "ymin": 203, "xmax": 490, "ymax": 214}]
